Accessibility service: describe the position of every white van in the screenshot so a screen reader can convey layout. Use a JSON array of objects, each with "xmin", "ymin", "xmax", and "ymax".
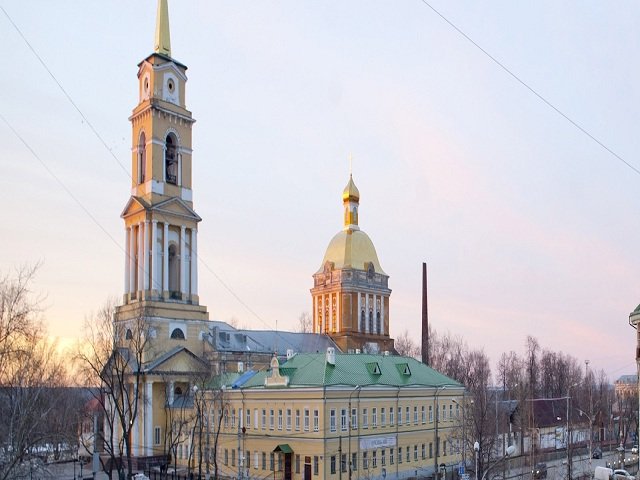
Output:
[{"xmin": 595, "ymin": 466, "xmax": 614, "ymax": 480}]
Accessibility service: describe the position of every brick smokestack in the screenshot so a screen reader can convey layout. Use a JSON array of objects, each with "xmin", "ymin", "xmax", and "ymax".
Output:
[{"xmin": 421, "ymin": 262, "xmax": 429, "ymax": 366}]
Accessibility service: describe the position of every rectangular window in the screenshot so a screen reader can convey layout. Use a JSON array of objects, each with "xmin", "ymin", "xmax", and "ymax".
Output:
[
  {"xmin": 362, "ymin": 408, "xmax": 368, "ymax": 429},
  {"xmin": 304, "ymin": 409, "xmax": 310, "ymax": 431},
  {"xmin": 224, "ymin": 449, "xmax": 229, "ymax": 466},
  {"xmin": 456, "ymin": 403, "xmax": 460, "ymax": 419},
  {"xmin": 372, "ymin": 450, "xmax": 377, "ymax": 468},
  {"xmin": 286, "ymin": 409, "xmax": 292, "ymax": 431},
  {"xmin": 278, "ymin": 454, "xmax": 283, "ymax": 472},
  {"xmin": 381, "ymin": 407, "xmax": 386, "ymax": 427},
  {"xmin": 270, "ymin": 453, "xmax": 275, "ymax": 471},
  {"xmin": 398, "ymin": 447, "xmax": 402, "ymax": 464},
  {"xmin": 363, "ymin": 451, "xmax": 368, "ymax": 470},
  {"xmin": 414, "ymin": 406, "xmax": 418, "ymax": 424},
  {"xmin": 154, "ymin": 426, "xmax": 160, "ymax": 445},
  {"xmin": 262, "ymin": 409, "xmax": 267, "ymax": 430},
  {"xmin": 278, "ymin": 409, "xmax": 283, "ymax": 430},
  {"xmin": 330, "ymin": 409, "xmax": 337, "ymax": 432},
  {"xmin": 262, "ymin": 452, "xmax": 267, "ymax": 470},
  {"xmin": 406, "ymin": 406, "xmax": 410, "ymax": 424},
  {"xmin": 341, "ymin": 454, "xmax": 347, "ymax": 473},
  {"xmin": 296, "ymin": 409, "xmax": 301, "ymax": 431},
  {"xmin": 270, "ymin": 409, "xmax": 275, "ymax": 430},
  {"xmin": 421, "ymin": 405, "xmax": 426, "ymax": 424},
  {"xmin": 296, "ymin": 454, "xmax": 300, "ymax": 474},
  {"xmin": 314, "ymin": 456, "xmax": 319, "ymax": 476},
  {"xmin": 246, "ymin": 409, "xmax": 251, "ymax": 429},
  {"xmin": 390, "ymin": 448, "xmax": 394, "ymax": 465},
  {"xmin": 429, "ymin": 405, "xmax": 433, "ymax": 423},
  {"xmin": 330, "ymin": 456, "xmax": 336, "ymax": 475},
  {"xmin": 352, "ymin": 453, "xmax": 358, "ymax": 472},
  {"xmin": 443, "ymin": 440, "xmax": 447, "ymax": 456},
  {"xmin": 232, "ymin": 409, "xmax": 236, "ymax": 428},
  {"xmin": 313, "ymin": 409, "xmax": 319, "ymax": 432},
  {"xmin": 254, "ymin": 452, "xmax": 259, "ymax": 470},
  {"xmin": 372, "ymin": 408, "xmax": 378, "ymax": 428},
  {"xmin": 390, "ymin": 407, "xmax": 395, "ymax": 426},
  {"xmin": 406, "ymin": 446, "xmax": 410, "ymax": 463},
  {"xmin": 441, "ymin": 404, "xmax": 446, "ymax": 421},
  {"xmin": 239, "ymin": 408, "xmax": 243, "ymax": 428},
  {"xmin": 398, "ymin": 406, "xmax": 402, "ymax": 425},
  {"xmin": 232, "ymin": 449, "xmax": 236, "ymax": 467},
  {"xmin": 351, "ymin": 408, "xmax": 358, "ymax": 429},
  {"xmin": 429, "ymin": 442, "xmax": 433, "ymax": 458},
  {"xmin": 254, "ymin": 409, "xmax": 259, "ymax": 429},
  {"xmin": 224, "ymin": 409, "xmax": 229, "ymax": 428},
  {"xmin": 246, "ymin": 450, "xmax": 251, "ymax": 468},
  {"xmin": 414, "ymin": 445, "xmax": 418, "ymax": 461},
  {"xmin": 449, "ymin": 404, "xmax": 453, "ymax": 421},
  {"xmin": 422, "ymin": 443, "xmax": 426, "ymax": 459},
  {"xmin": 341, "ymin": 408, "xmax": 347, "ymax": 431},
  {"xmin": 381, "ymin": 449, "xmax": 386, "ymax": 466}
]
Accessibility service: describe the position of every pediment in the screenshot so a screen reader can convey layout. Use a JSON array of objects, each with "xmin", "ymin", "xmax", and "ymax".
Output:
[
  {"xmin": 145, "ymin": 347, "xmax": 208, "ymax": 375},
  {"xmin": 121, "ymin": 196, "xmax": 151, "ymax": 219},
  {"xmin": 152, "ymin": 197, "xmax": 201, "ymax": 222}
]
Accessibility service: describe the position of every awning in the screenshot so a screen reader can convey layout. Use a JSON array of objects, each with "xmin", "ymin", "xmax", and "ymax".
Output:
[{"xmin": 273, "ymin": 444, "xmax": 293, "ymax": 454}]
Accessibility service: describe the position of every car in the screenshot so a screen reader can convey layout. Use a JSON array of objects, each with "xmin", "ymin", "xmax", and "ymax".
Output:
[
  {"xmin": 593, "ymin": 447, "xmax": 603, "ymax": 459},
  {"xmin": 632, "ymin": 445, "xmax": 639, "ymax": 454},
  {"xmin": 532, "ymin": 463, "xmax": 548, "ymax": 479},
  {"xmin": 614, "ymin": 469, "xmax": 635, "ymax": 480}
]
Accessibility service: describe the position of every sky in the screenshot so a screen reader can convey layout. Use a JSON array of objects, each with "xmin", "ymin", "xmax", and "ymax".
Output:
[{"xmin": 1, "ymin": 1, "xmax": 639, "ymax": 381}]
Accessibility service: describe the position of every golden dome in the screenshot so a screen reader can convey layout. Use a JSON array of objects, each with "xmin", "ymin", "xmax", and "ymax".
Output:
[
  {"xmin": 317, "ymin": 228, "xmax": 386, "ymax": 275},
  {"xmin": 342, "ymin": 174, "xmax": 360, "ymax": 203}
]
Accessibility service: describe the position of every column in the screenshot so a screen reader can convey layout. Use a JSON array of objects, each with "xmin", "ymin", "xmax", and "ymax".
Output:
[
  {"xmin": 313, "ymin": 295, "xmax": 318, "ymax": 333},
  {"xmin": 146, "ymin": 381, "xmax": 154, "ymax": 456},
  {"xmin": 124, "ymin": 227, "xmax": 130, "ymax": 294},
  {"xmin": 169, "ymin": 381, "xmax": 175, "ymax": 406},
  {"xmin": 180, "ymin": 225, "xmax": 187, "ymax": 295},
  {"xmin": 357, "ymin": 293, "xmax": 361, "ymax": 332},
  {"xmin": 365, "ymin": 294, "xmax": 370, "ymax": 333},
  {"xmin": 137, "ymin": 222, "xmax": 144, "ymax": 292},
  {"xmin": 151, "ymin": 220, "xmax": 158, "ymax": 293},
  {"xmin": 329, "ymin": 293, "xmax": 334, "ymax": 332},
  {"xmin": 143, "ymin": 220, "xmax": 150, "ymax": 292},
  {"xmin": 381, "ymin": 296, "xmax": 386, "ymax": 335},
  {"xmin": 132, "ymin": 384, "xmax": 139, "ymax": 456},
  {"xmin": 190, "ymin": 228, "xmax": 198, "ymax": 296},
  {"xmin": 337, "ymin": 292, "xmax": 341, "ymax": 332},
  {"xmin": 373, "ymin": 294, "xmax": 378, "ymax": 334},
  {"xmin": 163, "ymin": 223, "xmax": 169, "ymax": 293},
  {"xmin": 129, "ymin": 226, "xmax": 135, "ymax": 294}
]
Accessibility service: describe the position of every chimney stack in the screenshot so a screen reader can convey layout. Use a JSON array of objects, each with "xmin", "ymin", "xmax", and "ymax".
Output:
[{"xmin": 421, "ymin": 262, "xmax": 429, "ymax": 366}]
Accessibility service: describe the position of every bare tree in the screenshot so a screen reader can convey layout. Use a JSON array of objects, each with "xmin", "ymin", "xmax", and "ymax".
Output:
[
  {"xmin": 296, "ymin": 312, "xmax": 312, "ymax": 333},
  {"xmin": 394, "ymin": 329, "xmax": 420, "ymax": 358}
]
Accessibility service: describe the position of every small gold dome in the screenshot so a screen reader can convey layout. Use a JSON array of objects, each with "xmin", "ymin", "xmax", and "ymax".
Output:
[
  {"xmin": 342, "ymin": 174, "xmax": 360, "ymax": 203},
  {"xmin": 317, "ymin": 229, "xmax": 386, "ymax": 275}
]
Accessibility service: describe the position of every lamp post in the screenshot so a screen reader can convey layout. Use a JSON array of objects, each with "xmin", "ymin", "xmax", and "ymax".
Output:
[
  {"xmin": 566, "ymin": 383, "xmax": 578, "ymax": 480},
  {"xmin": 474, "ymin": 441, "xmax": 479, "ymax": 480},
  {"xmin": 480, "ymin": 445, "xmax": 515, "ymax": 480},
  {"xmin": 578, "ymin": 409, "xmax": 593, "ymax": 474}
]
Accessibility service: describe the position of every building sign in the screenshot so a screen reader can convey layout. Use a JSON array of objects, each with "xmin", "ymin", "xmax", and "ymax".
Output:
[{"xmin": 360, "ymin": 436, "xmax": 397, "ymax": 450}]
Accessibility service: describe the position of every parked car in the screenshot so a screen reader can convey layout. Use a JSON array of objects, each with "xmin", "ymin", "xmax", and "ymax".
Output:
[
  {"xmin": 595, "ymin": 467, "xmax": 614, "ymax": 480},
  {"xmin": 614, "ymin": 469, "xmax": 635, "ymax": 480},
  {"xmin": 632, "ymin": 445, "xmax": 639, "ymax": 454},
  {"xmin": 593, "ymin": 447, "xmax": 603, "ymax": 459},
  {"xmin": 532, "ymin": 463, "xmax": 548, "ymax": 479}
]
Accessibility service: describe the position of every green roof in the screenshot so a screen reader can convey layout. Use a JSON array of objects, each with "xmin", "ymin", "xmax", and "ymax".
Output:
[{"xmin": 239, "ymin": 353, "xmax": 462, "ymax": 389}]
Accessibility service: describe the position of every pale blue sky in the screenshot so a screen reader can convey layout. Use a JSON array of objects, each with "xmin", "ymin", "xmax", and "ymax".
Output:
[{"xmin": 1, "ymin": 1, "xmax": 638, "ymax": 379}]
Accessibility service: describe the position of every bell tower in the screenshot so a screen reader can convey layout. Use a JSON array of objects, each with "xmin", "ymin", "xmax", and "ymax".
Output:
[{"xmin": 117, "ymin": 0, "xmax": 208, "ymax": 330}]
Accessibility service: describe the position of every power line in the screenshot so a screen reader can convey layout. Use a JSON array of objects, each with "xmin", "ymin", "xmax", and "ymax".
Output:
[{"xmin": 418, "ymin": 0, "xmax": 640, "ymax": 177}]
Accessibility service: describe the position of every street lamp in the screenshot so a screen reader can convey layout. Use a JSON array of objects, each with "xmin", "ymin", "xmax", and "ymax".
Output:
[
  {"xmin": 474, "ymin": 441, "xmax": 480, "ymax": 480},
  {"xmin": 480, "ymin": 445, "xmax": 515, "ymax": 480},
  {"xmin": 578, "ymin": 409, "xmax": 593, "ymax": 474},
  {"xmin": 566, "ymin": 383, "xmax": 578, "ymax": 480}
]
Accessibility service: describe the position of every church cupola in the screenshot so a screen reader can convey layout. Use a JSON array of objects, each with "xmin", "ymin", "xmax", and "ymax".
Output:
[{"xmin": 342, "ymin": 174, "xmax": 360, "ymax": 230}]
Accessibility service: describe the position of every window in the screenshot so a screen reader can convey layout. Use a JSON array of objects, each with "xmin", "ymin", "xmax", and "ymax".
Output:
[
  {"xmin": 406, "ymin": 406, "xmax": 410, "ymax": 424},
  {"xmin": 314, "ymin": 456, "xmax": 319, "ymax": 475},
  {"xmin": 372, "ymin": 408, "xmax": 377, "ymax": 428},
  {"xmin": 406, "ymin": 446, "xmax": 410, "ymax": 463},
  {"xmin": 278, "ymin": 454, "xmax": 283, "ymax": 471},
  {"xmin": 398, "ymin": 447, "xmax": 402, "ymax": 464},
  {"xmin": 125, "ymin": 329, "xmax": 133, "ymax": 340},
  {"xmin": 390, "ymin": 407, "xmax": 394, "ymax": 426},
  {"xmin": 254, "ymin": 452, "xmax": 258, "ymax": 470},
  {"xmin": 442, "ymin": 404, "xmax": 446, "ymax": 421},
  {"xmin": 138, "ymin": 132, "xmax": 146, "ymax": 184},
  {"xmin": 247, "ymin": 409, "xmax": 251, "ymax": 429},
  {"xmin": 360, "ymin": 310, "xmax": 365, "ymax": 332},
  {"xmin": 232, "ymin": 449, "xmax": 236, "ymax": 467},
  {"xmin": 421, "ymin": 405, "xmax": 426, "ymax": 424},
  {"xmin": 398, "ymin": 406, "xmax": 402, "ymax": 425},
  {"xmin": 295, "ymin": 454, "xmax": 300, "ymax": 474},
  {"xmin": 381, "ymin": 407, "xmax": 386, "ymax": 427},
  {"xmin": 278, "ymin": 409, "xmax": 283, "ymax": 430},
  {"xmin": 224, "ymin": 449, "xmax": 228, "ymax": 466},
  {"xmin": 372, "ymin": 450, "xmax": 377, "ymax": 468},
  {"xmin": 262, "ymin": 452, "xmax": 266, "ymax": 470},
  {"xmin": 414, "ymin": 445, "xmax": 418, "ymax": 461},
  {"xmin": 170, "ymin": 328, "xmax": 185, "ymax": 339},
  {"xmin": 269, "ymin": 409, "xmax": 274, "ymax": 430},
  {"xmin": 270, "ymin": 453, "xmax": 275, "ymax": 471},
  {"xmin": 341, "ymin": 408, "xmax": 347, "ymax": 431},
  {"xmin": 429, "ymin": 442, "xmax": 433, "ymax": 458},
  {"xmin": 295, "ymin": 409, "xmax": 300, "ymax": 431},
  {"xmin": 449, "ymin": 404, "xmax": 453, "ymax": 421},
  {"xmin": 351, "ymin": 408, "xmax": 358, "ymax": 429},
  {"xmin": 381, "ymin": 449, "xmax": 386, "ymax": 466},
  {"xmin": 231, "ymin": 409, "xmax": 236, "ymax": 428},
  {"xmin": 443, "ymin": 440, "xmax": 447, "ymax": 456},
  {"xmin": 429, "ymin": 405, "xmax": 433, "ymax": 423},
  {"xmin": 456, "ymin": 403, "xmax": 460, "ymax": 419},
  {"xmin": 224, "ymin": 408, "xmax": 229, "ymax": 428},
  {"xmin": 313, "ymin": 410, "xmax": 319, "ymax": 432},
  {"xmin": 239, "ymin": 408, "xmax": 243, "ymax": 428},
  {"xmin": 154, "ymin": 426, "xmax": 160, "ymax": 445},
  {"xmin": 362, "ymin": 408, "xmax": 368, "ymax": 429},
  {"xmin": 165, "ymin": 133, "xmax": 178, "ymax": 185},
  {"xmin": 390, "ymin": 448, "xmax": 394, "ymax": 465},
  {"xmin": 363, "ymin": 451, "xmax": 369, "ymax": 470},
  {"xmin": 304, "ymin": 409, "xmax": 310, "ymax": 431},
  {"xmin": 422, "ymin": 443, "xmax": 426, "ymax": 459},
  {"xmin": 352, "ymin": 453, "xmax": 358, "ymax": 472},
  {"xmin": 414, "ymin": 406, "xmax": 418, "ymax": 424},
  {"xmin": 287, "ymin": 409, "xmax": 292, "ymax": 431},
  {"xmin": 330, "ymin": 409, "xmax": 337, "ymax": 432},
  {"xmin": 376, "ymin": 311, "xmax": 381, "ymax": 334},
  {"xmin": 341, "ymin": 454, "xmax": 347, "ymax": 473},
  {"xmin": 246, "ymin": 450, "xmax": 250, "ymax": 468},
  {"xmin": 330, "ymin": 456, "xmax": 336, "ymax": 474}
]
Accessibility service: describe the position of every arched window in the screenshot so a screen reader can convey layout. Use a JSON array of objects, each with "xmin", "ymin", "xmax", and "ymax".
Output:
[
  {"xmin": 170, "ymin": 327, "xmax": 185, "ymax": 339},
  {"xmin": 360, "ymin": 310, "xmax": 365, "ymax": 332},
  {"xmin": 376, "ymin": 312, "xmax": 381, "ymax": 335},
  {"xmin": 165, "ymin": 134, "xmax": 178, "ymax": 185},
  {"xmin": 125, "ymin": 329, "xmax": 133, "ymax": 340},
  {"xmin": 168, "ymin": 243, "xmax": 179, "ymax": 296},
  {"xmin": 138, "ymin": 132, "xmax": 146, "ymax": 183},
  {"xmin": 368, "ymin": 310, "xmax": 373, "ymax": 333},
  {"xmin": 174, "ymin": 386, "xmax": 183, "ymax": 396}
]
